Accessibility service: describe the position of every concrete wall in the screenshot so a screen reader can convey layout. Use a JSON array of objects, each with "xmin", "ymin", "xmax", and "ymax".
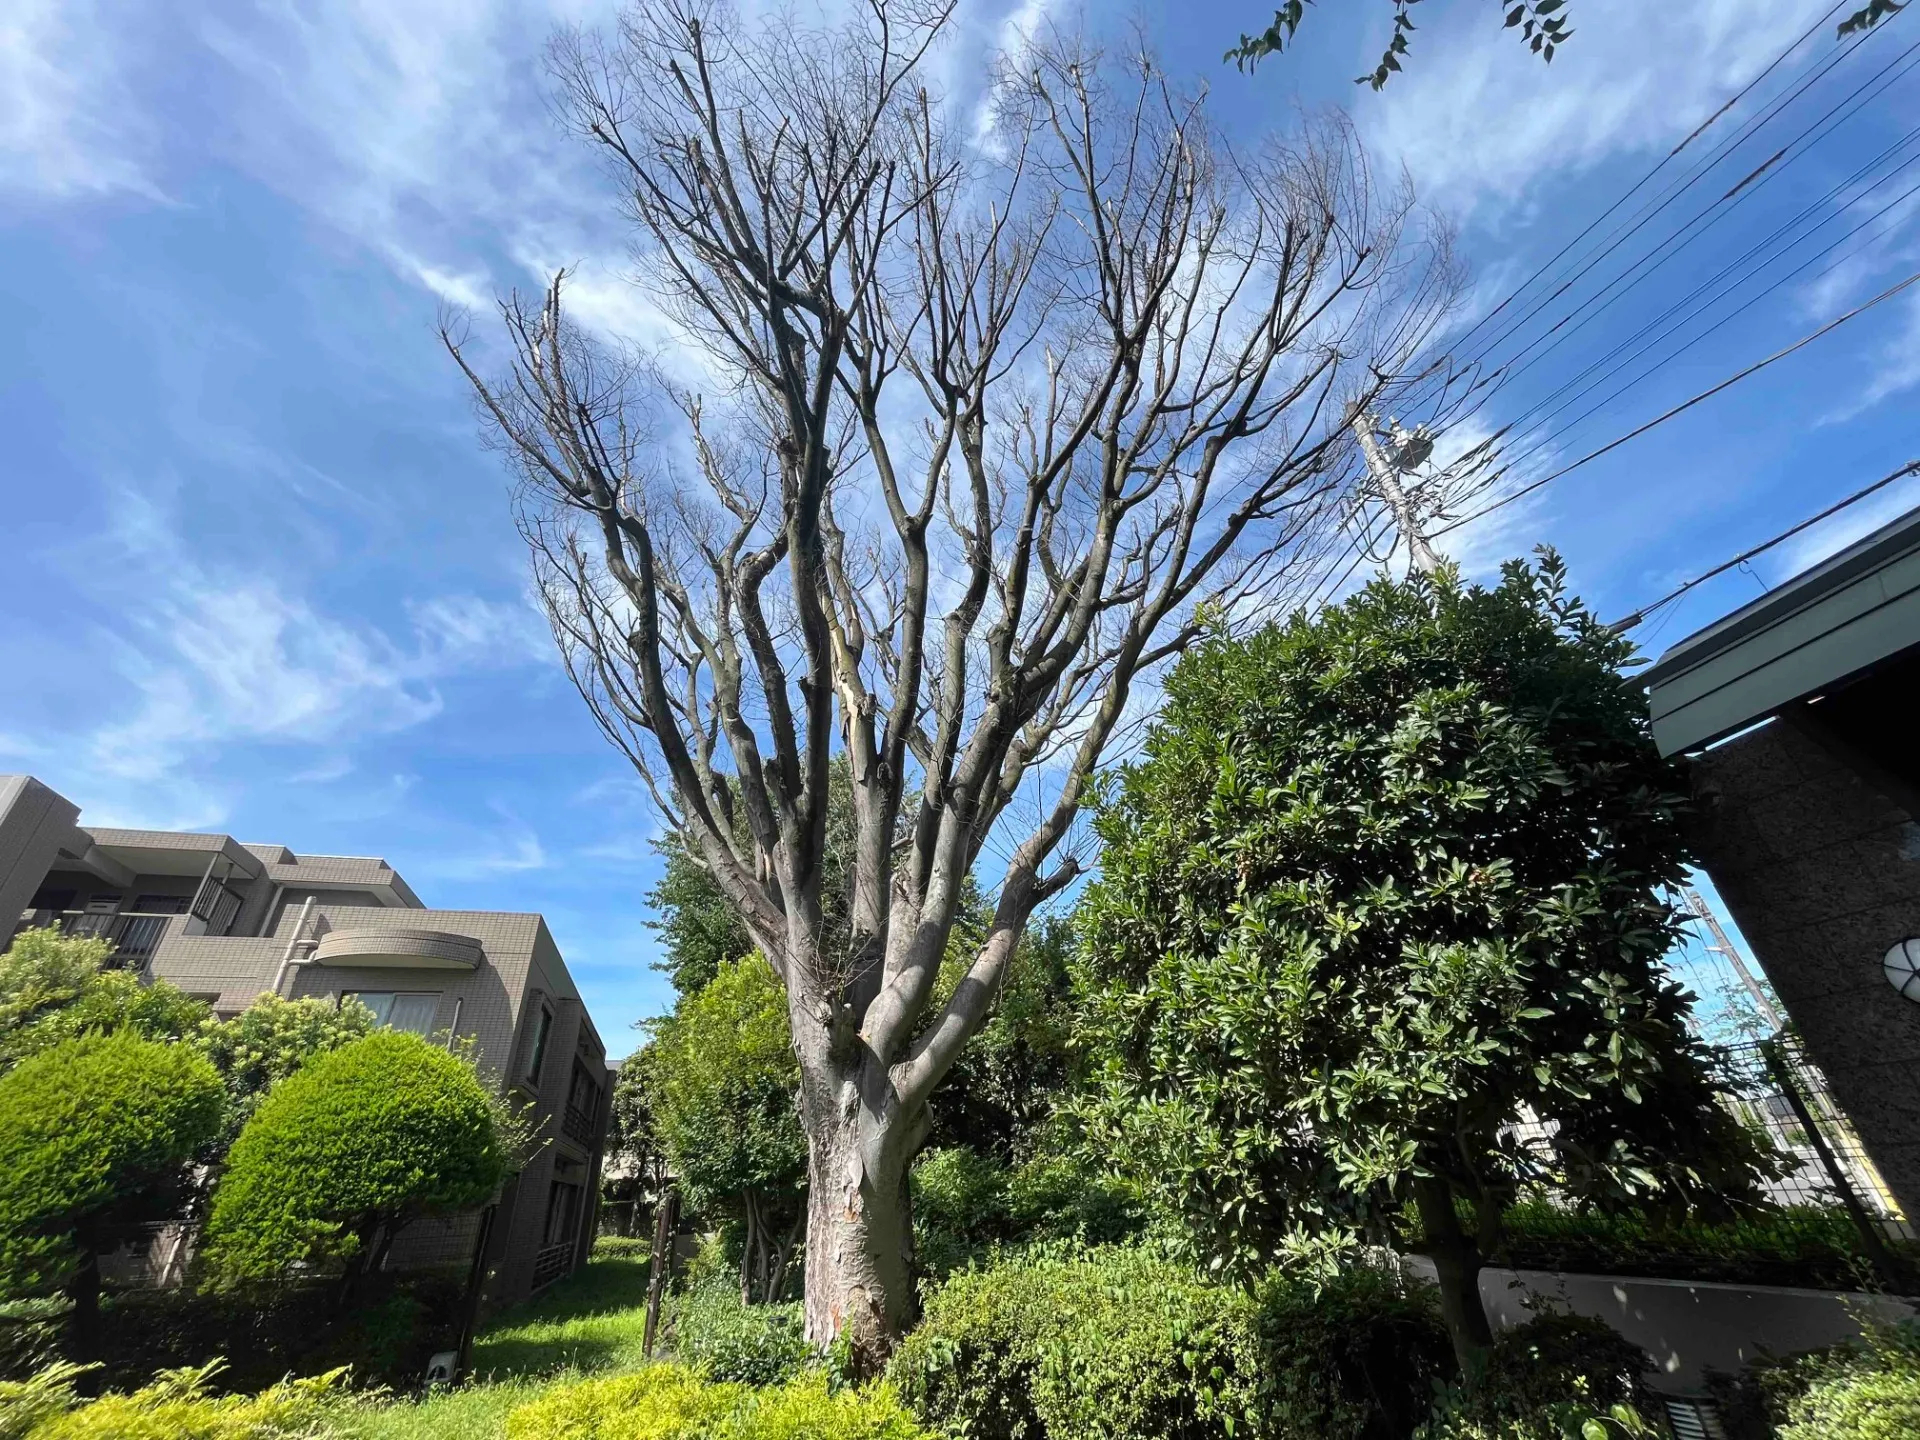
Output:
[
  {"xmin": 1689, "ymin": 720, "xmax": 1920, "ymax": 1215},
  {"xmin": 0, "ymin": 776, "xmax": 80, "ymax": 930},
  {"xmin": 1479, "ymin": 1268, "xmax": 1913, "ymax": 1396}
]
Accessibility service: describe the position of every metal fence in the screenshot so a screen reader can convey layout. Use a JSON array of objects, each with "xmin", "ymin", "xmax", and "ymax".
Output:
[{"xmin": 1721, "ymin": 1033, "xmax": 1913, "ymax": 1242}]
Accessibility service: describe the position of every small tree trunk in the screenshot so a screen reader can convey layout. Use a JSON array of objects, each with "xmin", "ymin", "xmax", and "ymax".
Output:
[
  {"xmin": 643, "ymin": 1186, "xmax": 679, "ymax": 1358},
  {"xmin": 1411, "ymin": 1177, "xmax": 1494, "ymax": 1382},
  {"xmin": 65, "ymin": 1247, "xmax": 102, "ymax": 1377},
  {"xmin": 740, "ymin": 1191, "xmax": 757, "ymax": 1305},
  {"xmin": 801, "ymin": 1112, "xmax": 915, "ymax": 1374}
]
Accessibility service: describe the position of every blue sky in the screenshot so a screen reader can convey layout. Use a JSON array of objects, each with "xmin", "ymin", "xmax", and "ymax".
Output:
[{"xmin": 3, "ymin": 0, "xmax": 1916, "ymax": 1055}]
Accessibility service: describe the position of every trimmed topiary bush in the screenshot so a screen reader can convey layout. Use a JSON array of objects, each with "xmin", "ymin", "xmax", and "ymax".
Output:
[
  {"xmin": 504, "ymin": 1363, "xmax": 928, "ymax": 1439},
  {"xmin": 592, "ymin": 1235, "xmax": 651, "ymax": 1261},
  {"xmin": 201, "ymin": 1030, "xmax": 513, "ymax": 1287},
  {"xmin": 893, "ymin": 1244, "xmax": 1454, "ymax": 1440},
  {"xmin": 0, "ymin": 929, "xmax": 210, "ymax": 1076},
  {"xmin": 0, "ymin": 1032, "xmax": 223, "ymax": 1352},
  {"xmin": 889, "ymin": 1246, "xmax": 1261, "ymax": 1440}
]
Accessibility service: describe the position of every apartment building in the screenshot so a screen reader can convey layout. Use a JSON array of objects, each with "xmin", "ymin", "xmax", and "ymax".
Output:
[{"xmin": 0, "ymin": 773, "xmax": 610, "ymax": 1310}]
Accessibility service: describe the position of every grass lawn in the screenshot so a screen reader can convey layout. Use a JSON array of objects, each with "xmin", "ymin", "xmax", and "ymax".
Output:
[{"xmin": 335, "ymin": 1253, "xmax": 656, "ymax": 1440}]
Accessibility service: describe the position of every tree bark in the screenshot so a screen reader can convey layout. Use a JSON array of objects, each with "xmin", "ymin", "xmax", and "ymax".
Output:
[
  {"xmin": 1411, "ymin": 1177, "xmax": 1494, "ymax": 1382},
  {"xmin": 800, "ymin": 1098, "xmax": 917, "ymax": 1374}
]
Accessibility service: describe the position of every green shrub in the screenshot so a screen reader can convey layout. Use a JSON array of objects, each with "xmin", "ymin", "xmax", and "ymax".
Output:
[
  {"xmin": 1422, "ymin": 1313, "xmax": 1656, "ymax": 1439},
  {"xmin": 503, "ymin": 1363, "xmax": 928, "ymax": 1439},
  {"xmin": 592, "ymin": 1235, "xmax": 651, "ymax": 1261},
  {"xmin": 1728, "ymin": 1320, "xmax": 1920, "ymax": 1440},
  {"xmin": 0, "ymin": 1032, "xmax": 224, "ymax": 1300},
  {"xmin": 1253, "ymin": 1265, "xmax": 1451, "ymax": 1440},
  {"xmin": 670, "ymin": 1277, "xmax": 811, "ymax": 1387},
  {"xmin": 0, "ymin": 1358, "xmax": 91, "ymax": 1439},
  {"xmin": 195, "ymin": 993, "xmax": 377, "ymax": 1146},
  {"xmin": 1498, "ymin": 1200, "xmax": 1888, "ymax": 1291},
  {"xmin": 0, "ymin": 929, "xmax": 210, "ymax": 1076},
  {"xmin": 911, "ymin": 1148, "xmax": 1145, "ymax": 1280},
  {"xmin": 889, "ymin": 1246, "xmax": 1261, "ymax": 1440},
  {"xmin": 894, "ymin": 1245, "xmax": 1452, "ymax": 1440},
  {"xmin": 202, "ymin": 1031, "xmax": 513, "ymax": 1286},
  {"xmin": 912, "ymin": 1147, "xmax": 1012, "ymax": 1278},
  {"xmin": 19, "ymin": 1357, "xmax": 347, "ymax": 1440}
]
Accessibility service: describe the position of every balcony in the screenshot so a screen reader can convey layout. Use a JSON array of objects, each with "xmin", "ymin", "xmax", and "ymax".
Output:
[
  {"xmin": 14, "ymin": 910, "xmax": 177, "ymax": 966},
  {"xmin": 562, "ymin": 1099, "xmax": 598, "ymax": 1148},
  {"xmin": 531, "ymin": 1241, "xmax": 575, "ymax": 1292}
]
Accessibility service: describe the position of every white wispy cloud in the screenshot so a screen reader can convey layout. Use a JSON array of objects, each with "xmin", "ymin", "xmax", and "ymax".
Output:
[
  {"xmin": 1361, "ymin": 0, "xmax": 1832, "ymax": 220},
  {"xmin": 57, "ymin": 497, "xmax": 549, "ymax": 822},
  {"xmin": 0, "ymin": 0, "xmax": 159, "ymax": 200}
]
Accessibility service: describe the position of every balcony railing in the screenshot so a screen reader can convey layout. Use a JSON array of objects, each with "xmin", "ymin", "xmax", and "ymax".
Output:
[
  {"xmin": 562, "ymin": 1098, "xmax": 598, "ymax": 1148},
  {"xmin": 531, "ymin": 1241, "xmax": 575, "ymax": 1292},
  {"xmin": 14, "ymin": 911, "xmax": 176, "ymax": 965}
]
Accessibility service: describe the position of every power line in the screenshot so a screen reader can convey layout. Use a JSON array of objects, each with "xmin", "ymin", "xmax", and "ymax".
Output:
[
  {"xmin": 1432, "ymin": 266, "xmax": 1920, "ymax": 537},
  {"xmin": 1495, "ymin": 121, "xmax": 1920, "ymax": 440},
  {"xmin": 1485, "ymin": 166, "xmax": 1920, "ymax": 482},
  {"xmin": 1607, "ymin": 458, "xmax": 1920, "ymax": 633},
  {"xmin": 1484, "ymin": 55, "xmax": 1920, "ymax": 411},
  {"xmin": 1421, "ymin": 0, "xmax": 1854, "ymax": 375},
  {"xmin": 1450, "ymin": 7, "xmax": 1900, "ymax": 388}
]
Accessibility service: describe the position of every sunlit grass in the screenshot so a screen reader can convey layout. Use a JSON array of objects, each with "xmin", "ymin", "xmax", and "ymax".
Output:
[{"xmin": 332, "ymin": 1254, "xmax": 657, "ymax": 1439}]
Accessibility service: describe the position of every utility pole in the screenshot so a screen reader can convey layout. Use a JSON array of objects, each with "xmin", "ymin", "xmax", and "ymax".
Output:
[
  {"xmin": 1684, "ymin": 886, "xmax": 1784, "ymax": 1031},
  {"xmin": 1353, "ymin": 412, "xmax": 1440, "ymax": 574}
]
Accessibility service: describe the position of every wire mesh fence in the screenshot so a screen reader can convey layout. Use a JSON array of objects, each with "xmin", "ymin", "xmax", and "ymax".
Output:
[{"xmin": 1721, "ymin": 1033, "xmax": 1913, "ymax": 1241}]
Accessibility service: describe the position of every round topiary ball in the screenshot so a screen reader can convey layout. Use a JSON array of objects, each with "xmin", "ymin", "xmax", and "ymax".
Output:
[
  {"xmin": 202, "ymin": 1029, "xmax": 511, "ymax": 1285},
  {"xmin": 0, "ymin": 1031, "xmax": 225, "ymax": 1295}
]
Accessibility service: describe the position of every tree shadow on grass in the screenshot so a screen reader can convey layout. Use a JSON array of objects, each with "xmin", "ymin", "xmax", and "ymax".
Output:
[{"xmin": 467, "ymin": 1256, "xmax": 655, "ymax": 1382}]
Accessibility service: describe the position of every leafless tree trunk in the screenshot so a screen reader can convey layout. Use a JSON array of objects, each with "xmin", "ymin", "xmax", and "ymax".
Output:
[{"xmin": 447, "ymin": 0, "xmax": 1457, "ymax": 1369}]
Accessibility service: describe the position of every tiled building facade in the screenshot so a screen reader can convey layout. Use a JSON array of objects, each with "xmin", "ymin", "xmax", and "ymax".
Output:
[{"xmin": 0, "ymin": 773, "xmax": 610, "ymax": 1309}]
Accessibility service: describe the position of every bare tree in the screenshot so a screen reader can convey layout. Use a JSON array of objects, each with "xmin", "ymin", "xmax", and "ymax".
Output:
[{"xmin": 446, "ymin": 0, "xmax": 1457, "ymax": 1367}]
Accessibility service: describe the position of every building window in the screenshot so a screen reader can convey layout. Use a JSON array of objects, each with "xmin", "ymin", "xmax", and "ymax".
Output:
[
  {"xmin": 520, "ymin": 1001, "xmax": 554, "ymax": 1086},
  {"xmin": 343, "ymin": 991, "xmax": 440, "ymax": 1035},
  {"xmin": 132, "ymin": 894, "xmax": 191, "ymax": 915},
  {"xmin": 544, "ymin": 1180, "xmax": 583, "ymax": 1248}
]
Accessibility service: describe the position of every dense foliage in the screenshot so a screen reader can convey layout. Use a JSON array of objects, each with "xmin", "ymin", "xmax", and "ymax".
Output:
[
  {"xmin": 1711, "ymin": 1320, "xmax": 1920, "ymax": 1440},
  {"xmin": 889, "ymin": 1246, "xmax": 1455, "ymax": 1440},
  {"xmin": 504, "ymin": 1364, "xmax": 928, "ymax": 1440},
  {"xmin": 1498, "ymin": 1199, "xmax": 1889, "ymax": 1291},
  {"xmin": 1776, "ymin": 1322, "xmax": 1920, "ymax": 1440},
  {"xmin": 1076, "ymin": 558, "xmax": 1774, "ymax": 1364},
  {"xmin": 926, "ymin": 915, "xmax": 1079, "ymax": 1164},
  {"xmin": 0, "ymin": 930, "xmax": 209, "ymax": 1074},
  {"xmin": 647, "ymin": 957, "xmax": 806, "ymax": 1303},
  {"xmin": 0, "ymin": 1357, "xmax": 347, "ymax": 1440},
  {"xmin": 195, "ymin": 994, "xmax": 376, "ymax": 1146},
  {"xmin": 1421, "ymin": 1314, "xmax": 1656, "ymax": 1438},
  {"xmin": 910, "ymin": 1148, "xmax": 1142, "ymax": 1279},
  {"xmin": 202, "ymin": 1031, "xmax": 512, "ymax": 1286},
  {"xmin": 669, "ymin": 1277, "xmax": 811, "ymax": 1387},
  {"xmin": 0, "ymin": 1032, "xmax": 223, "ymax": 1350}
]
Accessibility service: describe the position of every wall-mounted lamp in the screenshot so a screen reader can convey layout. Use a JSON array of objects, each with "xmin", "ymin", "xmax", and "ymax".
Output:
[{"xmin": 1885, "ymin": 938, "xmax": 1920, "ymax": 1002}]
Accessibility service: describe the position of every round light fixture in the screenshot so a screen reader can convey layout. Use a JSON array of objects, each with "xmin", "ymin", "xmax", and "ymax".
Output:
[{"xmin": 1885, "ymin": 938, "xmax": 1920, "ymax": 1003}]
